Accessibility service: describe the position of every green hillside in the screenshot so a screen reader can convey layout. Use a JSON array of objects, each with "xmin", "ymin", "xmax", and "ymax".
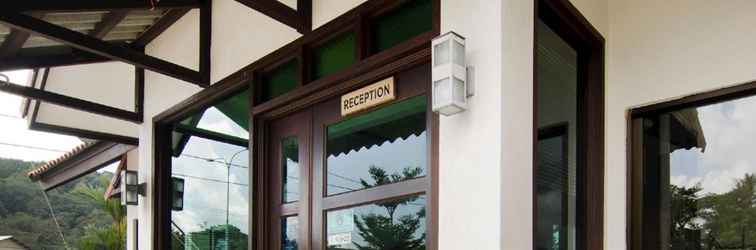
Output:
[{"xmin": 0, "ymin": 157, "xmax": 113, "ymax": 249}]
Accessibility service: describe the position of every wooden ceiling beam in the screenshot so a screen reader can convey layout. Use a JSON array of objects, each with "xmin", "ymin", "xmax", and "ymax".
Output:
[
  {"xmin": 235, "ymin": 0, "xmax": 307, "ymax": 33},
  {"xmin": 0, "ymin": 11, "xmax": 206, "ymax": 87},
  {"xmin": 0, "ymin": 78, "xmax": 142, "ymax": 123},
  {"xmin": 0, "ymin": 52, "xmax": 110, "ymax": 72},
  {"xmin": 297, "ymin": 0, "xmax": 312, "ymax": 33},
  {"xmin": 0, "ymin": 13, "xmax": 44, "ymax": 58},
  {"xmin": 89, "ymin": 10, "xmax": 129, "ymax": 39},
  {"xmin": 8, "ymin": 0, "xmax": 200, "ymax": 12}
]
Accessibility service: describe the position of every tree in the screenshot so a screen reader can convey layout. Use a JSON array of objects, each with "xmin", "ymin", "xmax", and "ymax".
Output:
[
  {"xmin": 74, "ymin": 176, "xmax": 127, "ymax": 250},
  {"xmin": 0, "ymin": 157, "xmax": 113, "ymax": 249}
]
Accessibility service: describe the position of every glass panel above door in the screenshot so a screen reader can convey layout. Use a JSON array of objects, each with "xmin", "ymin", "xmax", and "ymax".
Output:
[{"xmin": 325, "ymin": 95, "xmax": 428, "ymax": 196}]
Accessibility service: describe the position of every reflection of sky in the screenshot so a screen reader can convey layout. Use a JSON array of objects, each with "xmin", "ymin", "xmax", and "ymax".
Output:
[
  {"xmin": 670, "ymin": 96, "xmax": 756, "ymax": 195},
  {"xmin": 326, "ymin": 132, "xmax": 427, "ymax": 195},
  {"xmin": 196, "ymin": 106, "xmax": 249, "ymax": 139},
  {"xmin": 172, "ymin": 135, "xmax": 249, "ymax": 234}
]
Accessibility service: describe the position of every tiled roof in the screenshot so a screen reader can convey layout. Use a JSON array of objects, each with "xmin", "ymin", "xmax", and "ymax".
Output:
[
  {"xmin": 26, "ymin": 141, "xmax": 97, "ymax": 180},
  {"xmin": 0, "ymin": 10, "xmax": 167, "ymax": 48}
]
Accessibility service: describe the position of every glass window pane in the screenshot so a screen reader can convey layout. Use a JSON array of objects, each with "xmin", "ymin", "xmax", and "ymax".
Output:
[
  {"xmin": 639, "ymin": 95, "xmax": 756, "ymax": 249},
  {"xmin": 326, "ymin": 195, "xmax": 427, "ymax": 250},
  {"xmin": 370, "ymin": 0, "xmax": 433, "ymax": 54},
  {"xmin": 282, "ymin": 136, "xmax": 300, "ymax": 203},
  {"xmin": 171, "ymin": 136, "xmax": 250, "ymax": 250},
  {"xmin": 312, "ymin": 32, "xmax": 356, "ymax": 80},
  {"xmin": 262, "ymin": 59, "xmax": 299, "ymax": 102},
  {"xmin": 535, "ymin": 18, "xmax": 578, "ymax": 250},
  {"xmin": 282, "ymin": 216, "xmax": 299, "ymax": 250},
  {"xmin": 326, "ymin": 96, "xmax": 427, "ymax": 196}
]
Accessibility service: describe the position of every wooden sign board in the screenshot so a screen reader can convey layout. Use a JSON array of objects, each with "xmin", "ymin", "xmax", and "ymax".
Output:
[{"xmin": 341, "ymin": 77, "xmax": 395, "ymax": 116}]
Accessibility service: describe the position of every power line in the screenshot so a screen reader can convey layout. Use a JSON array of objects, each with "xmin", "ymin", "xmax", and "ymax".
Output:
[
  {"xmin": 0, "ymin": 141, "xmax": 68, "ymax": 153},
  {"xmin": 171, "ymin": 173, "xmax": 248, "ymax": 186},
  {"xmin": 179, "ymin": 153, "xmax": 248, "ymax": 169},
  {"xmin": 0, "ymin": 113, "xmax": 22, "ymax": 119}
]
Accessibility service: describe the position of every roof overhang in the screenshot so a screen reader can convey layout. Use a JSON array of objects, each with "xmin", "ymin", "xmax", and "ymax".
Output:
[{"xmin": 28, "ymin": 141, "xmax": 135, "ymax": 191}]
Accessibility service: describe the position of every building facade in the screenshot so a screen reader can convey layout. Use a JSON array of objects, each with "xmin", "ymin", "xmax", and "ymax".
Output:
[{"xmin": 3, "ymin": 0, "xmax": 756, "ymax": 249}]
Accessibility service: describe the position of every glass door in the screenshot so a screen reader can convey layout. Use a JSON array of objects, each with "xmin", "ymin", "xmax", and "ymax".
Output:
[{"xmin": 269, "ymin": 109, "xmax": 312, "ymax": 250}]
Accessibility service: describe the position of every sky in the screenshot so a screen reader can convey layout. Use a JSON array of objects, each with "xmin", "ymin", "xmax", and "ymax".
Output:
[
  {"xmin": 0, "ymin": 70, "xmax": 82, "ymax": 163},
  {"xmin": 670, "ymin": 95, "xmax": 756, "ymax": 195}
]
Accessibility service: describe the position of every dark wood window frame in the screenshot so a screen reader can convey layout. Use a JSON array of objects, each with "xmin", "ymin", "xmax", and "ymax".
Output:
[
  {"xmin": 627, "ymin": 80, "xmax": 756, "ymax": 250},
  {"xmin": 534, "ymin": 0, "xmax": 605, "ymax": 249},
  {"xmin": 153, "ymin": 1, "xmax": 440, "ymax": 249}
]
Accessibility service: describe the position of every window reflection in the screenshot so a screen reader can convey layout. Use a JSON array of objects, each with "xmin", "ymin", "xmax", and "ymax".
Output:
[
  {"xmin": 282, "ymin": 137, "xmax": 299, "ymax": 203},
  {"xmin": 640, "ymin": 95, "xmax": 756, "ymax": 249},
  {"xmin": 326, "ymin": 195, "xmax": 427, "ymax": 250},
  {"xmin": 170, "ymin": 88, "xmax": 250, "ymax": 250},
  {"xmin": 171, "ymin": 136, "xmax": 249, "ymax": 250},
  {"xmin": 282, "ymin": 216, "xmax": 298, "ymax": 250},
  {"xmin": 535, "ymin": 19, "xmax": 578, "ymax": 250},
  {"xmin": 326, "ymin": 95, "xmax": 427, "ymax": 196}
]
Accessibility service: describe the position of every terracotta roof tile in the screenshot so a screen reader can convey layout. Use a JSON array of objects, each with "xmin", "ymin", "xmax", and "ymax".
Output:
[{"xmin": 27, "ymin": 141, "xmax": 97, "ymax": 180}]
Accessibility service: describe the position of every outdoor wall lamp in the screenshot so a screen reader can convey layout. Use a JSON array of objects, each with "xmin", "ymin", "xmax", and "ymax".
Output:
[
  {"xmin": 432, "ymin": 31, "xmax": 472, "ymax": 116},
  {"xmin": 121, "ymin": 170, "xmax": 146, "ymax": 206}
]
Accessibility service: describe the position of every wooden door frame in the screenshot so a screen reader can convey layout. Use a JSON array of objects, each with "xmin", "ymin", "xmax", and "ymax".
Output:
[
  {"xmin": 268, "ymin": 109, "xmax": 313, "ymax": 250},
  {"xmin": 534, "ymin": 0, "xmax": 605, "ymax": 249},
  {"xmin": 254, "ymin": 60, "xmax": 438, "ymax": 250}
]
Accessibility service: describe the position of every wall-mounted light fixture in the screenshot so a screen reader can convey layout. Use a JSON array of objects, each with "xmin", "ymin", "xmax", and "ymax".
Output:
[
  {"xmin": 121, "ymin": 170, "xmax": 146, "ymax": 206},
  {"xmin": 432, "ymin": 31, "xmax": 470, "ymax": 116}
]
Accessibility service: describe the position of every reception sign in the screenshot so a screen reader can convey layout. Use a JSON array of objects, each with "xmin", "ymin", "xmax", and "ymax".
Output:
[{"xmin": 341, "ymin": 77, "xmax": 395, "ymax": 116}]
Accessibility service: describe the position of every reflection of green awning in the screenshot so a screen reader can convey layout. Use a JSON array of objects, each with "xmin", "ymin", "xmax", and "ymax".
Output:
[
  {"xmin": 327, "ymin": 95, "xmax": 426, "ymax": 157},
  {"xmin": 172, "ymin": 89, "xmax": 250, "ymax": 156},
  {"xmin": 215, "ymin": 89, "xmax": 250, "ymax": 130}
]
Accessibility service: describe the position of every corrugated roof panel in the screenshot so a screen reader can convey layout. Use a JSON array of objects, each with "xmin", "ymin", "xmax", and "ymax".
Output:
[
  {"xmin": 103, "ymin": 32, "xmax": 140, "ymax": 41},
  {"xmin": 44, "ymin": 13, "xmax": 105, "ymax": 25},
  {"xmin": 110, "ymin": 25, "xmax": 148, "ymax": 34},
  {"xmin": 5, "ymin": 10, "xmax": 168, "ymax": 54}
]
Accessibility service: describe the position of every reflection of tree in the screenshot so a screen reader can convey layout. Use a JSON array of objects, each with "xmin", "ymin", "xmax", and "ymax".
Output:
[
  {"xmin": 360, "ymin": 166, "xmax": 423, "ymax": 220},
  {"xmin": 700, "ymin": 173, "xmax": 756, "ymax": 249},
  {"xmin": 670, "ymin": 174, "xmax": 756, "ymax": 250},
  {"xmin": 184, "ymin": 224, "xmax": 248, "ymax": 250},
  {"xmin": 283, "ymin": 226, "xmax": 298, "ymax": 250},
  {"xmin": 670, "ymin": 184, "xmax": 703, "ymax": 249},
  {"xmin": 330, "ymin": 166, "xmax": 425, "ymax": 250}
]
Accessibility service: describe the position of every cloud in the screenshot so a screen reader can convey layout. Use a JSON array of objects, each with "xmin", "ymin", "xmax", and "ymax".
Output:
[{"xmin": 670, "ymin": 96, "xmax": 756, "ymax": 195}]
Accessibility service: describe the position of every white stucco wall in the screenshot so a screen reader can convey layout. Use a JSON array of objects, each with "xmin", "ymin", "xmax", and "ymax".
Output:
[
  {"xmin": 312, "ymin": 0, "xmax": 366, "ymax": 29},
  {"xmin": 125, "ymin": 149, "xmax": 140, "ymax": 250},
  {"xmin": 33, "ymin": 62, "xmax": 139, "ymax": 138},
  {"xmin": 211, "ymin": 0, "xmax": 300, "ymax": 83},
  {"xmin": 138, "ymin": 9, "xmax": 203, "ymax": 250},
  {"xmin": 438, "ymin": 1, "xmax": 505, "ymax": 249},
  {"xmin": 604, "ymin": 0, "xmax": 756, "ymax": 249}
]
